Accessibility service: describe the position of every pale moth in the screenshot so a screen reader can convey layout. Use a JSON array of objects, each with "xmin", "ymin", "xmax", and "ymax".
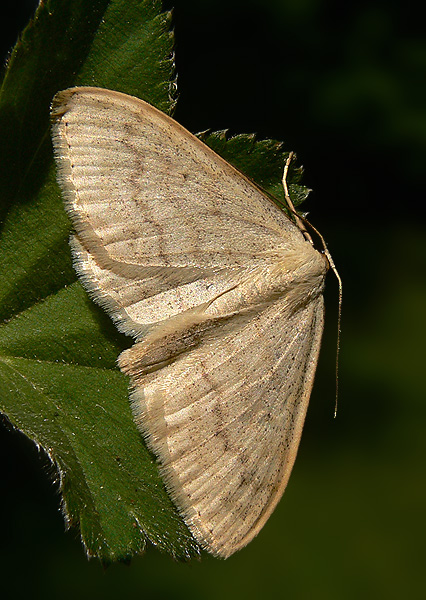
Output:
[{"xmin": 51, "ymin": 87, "xmax": 333, "ymax": 558}]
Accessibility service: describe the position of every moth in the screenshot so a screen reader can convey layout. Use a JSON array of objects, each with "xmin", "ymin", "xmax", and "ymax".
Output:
[{"xmin": 51, "ymin": 87, "xmax": 333, "ymax": 558}]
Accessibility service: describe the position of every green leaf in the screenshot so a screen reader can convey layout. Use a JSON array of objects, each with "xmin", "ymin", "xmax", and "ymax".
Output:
[
  {"xmin": 0, "ymin": 0, "xmax": 196, "ymax": 563},
  {"xmin": 198, "ymin": 130, "xmax": 311, "ymax": 210},
  {"xmin": 0, "ymin": 0, "xmax": 310, "ymax": 563},
  {"xmin": 0, "ymin": 287, "xmax": 193, "ymax": 562}
]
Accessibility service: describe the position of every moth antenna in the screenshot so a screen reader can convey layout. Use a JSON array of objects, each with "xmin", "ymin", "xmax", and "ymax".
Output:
[
  {"xmin": 282, "ymin": 152, "xmax": 342, "ymax": 417},
  {"xmin": 282, "ymin": 152, "xmax": 313, "ymax": 245}
]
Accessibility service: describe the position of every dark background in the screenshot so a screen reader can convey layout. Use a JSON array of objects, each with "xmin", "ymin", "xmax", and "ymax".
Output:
[{"xmin": 1, "ymin": 1, "xmax": 425, "ymax": 598}]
